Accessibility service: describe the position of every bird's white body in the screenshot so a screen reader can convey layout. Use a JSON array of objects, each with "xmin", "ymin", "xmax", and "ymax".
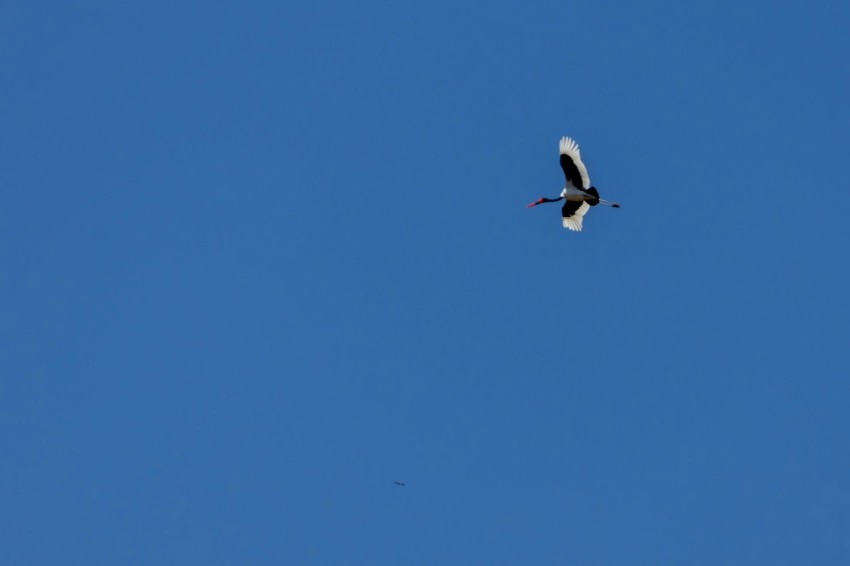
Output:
[{"xmin": 561, "ymin": 185, "xmax": 591, "ymax": 201}]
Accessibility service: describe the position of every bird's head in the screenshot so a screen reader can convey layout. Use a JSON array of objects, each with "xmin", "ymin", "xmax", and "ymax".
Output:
[{"xmin": 526, "ymin": 196, "xmax": 561, "ymax": 207}]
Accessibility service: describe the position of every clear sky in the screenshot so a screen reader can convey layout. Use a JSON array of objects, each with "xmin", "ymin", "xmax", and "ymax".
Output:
[{"xmin": 2, "ymin": 1, "xmax": 849, "ymax": 564}]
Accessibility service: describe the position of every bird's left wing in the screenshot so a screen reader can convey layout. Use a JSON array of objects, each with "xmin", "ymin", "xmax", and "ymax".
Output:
[{"xmin": 559, "ymin": 137, "xmax": 590, "ymax": 189}]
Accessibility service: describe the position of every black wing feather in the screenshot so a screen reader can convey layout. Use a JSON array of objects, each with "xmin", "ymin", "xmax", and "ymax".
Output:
[
  {"xmin": 561, "ymin": 200, "xmax": 582, "ymax": 219},
  {"xmin": 560, "ymin": 154, "xmax": 585, "ymax": 189}
]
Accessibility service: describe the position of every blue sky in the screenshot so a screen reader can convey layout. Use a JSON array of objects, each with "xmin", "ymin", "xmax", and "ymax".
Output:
[{"xmin": 2, "ymin": 1, "xmax": 849, "ymax": 563}]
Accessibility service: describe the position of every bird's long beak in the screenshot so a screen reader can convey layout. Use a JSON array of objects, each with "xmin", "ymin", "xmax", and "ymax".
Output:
[{"xmin": 526, "ymin": 198, "xmax": 543, "ymax": 208}]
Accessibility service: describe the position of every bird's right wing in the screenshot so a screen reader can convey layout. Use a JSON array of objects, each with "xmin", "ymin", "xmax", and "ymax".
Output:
[{"xmin": 561, "ymin": 200, "xmax": 590, "ymax": 232}]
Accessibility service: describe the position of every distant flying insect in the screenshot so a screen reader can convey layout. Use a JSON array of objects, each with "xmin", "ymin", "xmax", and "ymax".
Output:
[
  {"xmin": 393, "ymin": 480, "xmax": 406, "ymax": 487},
  {"xmin": 527, "ymin": 136, "xmax": 620, "ymax": 231}
]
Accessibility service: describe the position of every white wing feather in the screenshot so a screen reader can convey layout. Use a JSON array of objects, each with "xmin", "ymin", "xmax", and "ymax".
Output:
[
  {"xmin": 562, "ymin": 202, "xmax": 590, "ymax": 232},
  {"xmin": 559, "ymin": 136, "xmax": 591, "ymax": 189}
]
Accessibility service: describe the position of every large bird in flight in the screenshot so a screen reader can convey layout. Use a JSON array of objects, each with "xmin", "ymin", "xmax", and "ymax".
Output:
[{"xmin": 527, "ymin": 136, "xmax": 620, "ymax": 231}]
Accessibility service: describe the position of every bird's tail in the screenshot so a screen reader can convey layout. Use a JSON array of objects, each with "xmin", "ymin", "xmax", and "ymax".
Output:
[{"xmin": 586, "ymin": 186, "xmax": 620, "ymax": 208}]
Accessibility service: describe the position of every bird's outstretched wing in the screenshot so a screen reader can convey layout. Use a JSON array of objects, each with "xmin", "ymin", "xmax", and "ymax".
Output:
[
  {"xmin": 559, "ymin": 137, "xmax": 590, "ymax": 190},
  {"xmin": 561, "ymin": 200, "xmax": 590, "ymax": 232}
]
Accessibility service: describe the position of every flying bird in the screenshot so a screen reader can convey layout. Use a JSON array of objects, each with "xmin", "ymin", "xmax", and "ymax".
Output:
[{"xmin": 527, "ymin": 136, "xmax": 620, "ymax": 231}]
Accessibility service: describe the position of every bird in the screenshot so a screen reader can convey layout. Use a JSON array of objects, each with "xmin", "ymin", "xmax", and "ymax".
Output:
[
  {"xmin": 393, "ymin": 480, "xmax": 406, "ymax": 487},
  {"xmin": 527, "ymin": 136, "xmax": 620, "ymax": 231}
]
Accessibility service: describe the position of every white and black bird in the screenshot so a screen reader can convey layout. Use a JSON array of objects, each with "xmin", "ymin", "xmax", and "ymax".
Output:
[{"xmin": 527, "ymin": 136, "xmax": 620, "ymax": 231}]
